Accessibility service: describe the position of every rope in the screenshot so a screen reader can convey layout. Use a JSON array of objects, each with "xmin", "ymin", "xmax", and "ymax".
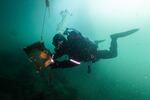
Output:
[
  {"xmin": 40, "ymin": 0, "xmax": 51, "ymax": 42},
  {"xmin": 41, "ymin": 7, "xmax": 47, "ymax": 42}
]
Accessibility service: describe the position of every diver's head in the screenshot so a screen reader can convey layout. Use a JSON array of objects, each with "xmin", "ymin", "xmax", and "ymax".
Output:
[{"xmin": 52, "ymin": 33, "xmax": 66, "ymax": 47}]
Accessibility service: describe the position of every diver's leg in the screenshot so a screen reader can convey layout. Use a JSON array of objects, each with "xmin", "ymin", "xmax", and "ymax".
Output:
[
  {"xmin": 94, "ymin": 28, "xmax": 139, "ymax": 60},
  {"xmin": 50, "ymin": 60, "xmax": 78, "ymax": 69},
  {"xmin": 95, "ymin": 38, "xmax": 117, "ymax": 60},
  {"xmin": 94, "ymin": 40, "xmax": 105, "ymax": 46}
]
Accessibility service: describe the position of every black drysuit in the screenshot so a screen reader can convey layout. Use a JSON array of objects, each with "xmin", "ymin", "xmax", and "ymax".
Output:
[{"xmin": 50, "ymin": 29, "xmax": 117, "ymax": 68}]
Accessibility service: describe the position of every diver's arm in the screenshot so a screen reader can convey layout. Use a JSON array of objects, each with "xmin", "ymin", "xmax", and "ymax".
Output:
[
  {"xmin": 50, "ymin": 60, "xmax": 79, "ymax": 69},
  {"xmin": 53, "ymin": 48, "xmax": 65, "ymax": 59},
  {"xmin": 53, "ymin": 53, "xmax": 63, "ymax": 59}
]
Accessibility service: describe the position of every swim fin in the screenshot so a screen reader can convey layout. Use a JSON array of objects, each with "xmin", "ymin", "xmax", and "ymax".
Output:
[{"xmin": 111, "ymin": 28, "xmax": 139, "ymax": 39}]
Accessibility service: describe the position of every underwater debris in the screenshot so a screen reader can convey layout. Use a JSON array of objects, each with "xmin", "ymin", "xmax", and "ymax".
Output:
[{"xmin": 23, "ymin": 42, "xmax": 54, "ymax": 71}]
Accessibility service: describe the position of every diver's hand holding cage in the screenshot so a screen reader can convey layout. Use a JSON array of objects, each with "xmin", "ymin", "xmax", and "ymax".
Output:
[{"xmin": 23, "ymin": 42, "xmax": 54, "ymax": 71}]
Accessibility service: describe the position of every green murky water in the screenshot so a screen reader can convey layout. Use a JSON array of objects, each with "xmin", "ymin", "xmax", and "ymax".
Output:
[{"xmin": 0, "ymin": 0, "xmax": 150, "ymax": 100}]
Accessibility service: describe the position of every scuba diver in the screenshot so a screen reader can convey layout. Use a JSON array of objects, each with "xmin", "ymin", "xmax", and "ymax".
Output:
[{"xmin": 49, "ymin": 28, "xmax": 139, "ymax": 69}]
